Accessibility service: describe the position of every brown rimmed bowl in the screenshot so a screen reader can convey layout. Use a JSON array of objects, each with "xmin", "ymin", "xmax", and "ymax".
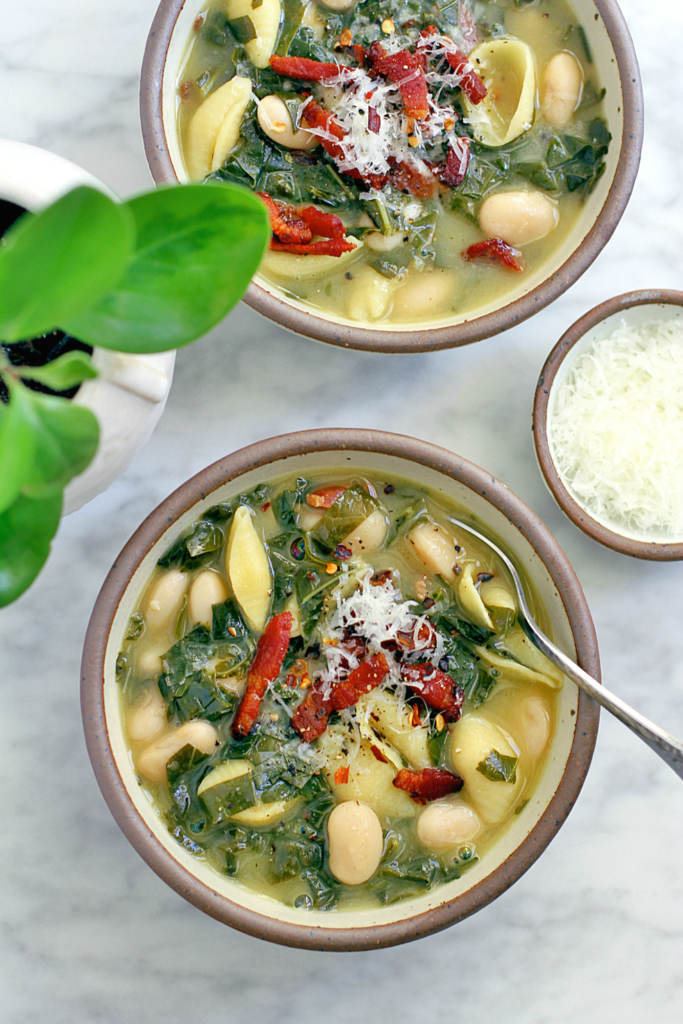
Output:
[
  {"xmin": 81, "ymin": 429, "xmax": 600, "ymax": 950},
  {"xmin": 533, "ymin": 290, "xmax": 683, "ymax": 560},
  {"xmin": 140, "ymin": 0, "xmax": 643, "ymax": 354}
]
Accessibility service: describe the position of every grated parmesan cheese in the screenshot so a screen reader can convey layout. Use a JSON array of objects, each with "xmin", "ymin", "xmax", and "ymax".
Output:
[{"xmin": 547, "ymin": 317, "xmax": 683, "ymax": 538}]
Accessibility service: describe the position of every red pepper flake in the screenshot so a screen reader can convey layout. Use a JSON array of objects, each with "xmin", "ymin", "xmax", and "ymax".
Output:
[
  {"xmin": 228, "ymin": 626, "xmax": 238, "ymax": 637},
  {"xmin": 368, "ymin": 107, "xmax": 381, "ymax": 134},
  {"xmin": 435, "ymin": 713, "xmax": 446, "ymax": 733},
  {"xmin": 339, "ymin": 29, "xmax": 352, "ymax": 47},
  {"xmin": 462, "ymin": 238, "xmax": 524, "ymax": 272},
  {"xmin": 286, "ymin": 673, "xmax": 297, "ymax": 688},
  {"xmin": 393, "ymin": 767, "xmax": 464, "ymax": 804},
  {"xmin": 306, "ymin": 484, "xmax": 347, "ymax": 508},
  {"xmin": 370, "ymin": 744, "xmax": 389, "ymax": 764},
  {"xmin": 260, "ymin": 501, "xmax": 271, "ymax": 512},
  {"xmin": 231, "ymin": 612, "xmax": 293, "ymax": 737},
  {"xmin": 180, "ymin": 80, "xmax": 194, "ymax": 103},
  {"xmin": 269, "ymin": 55, "xmax": 341, "ymax": 82},
  {"xmin": 325, "ymin": 562, "xmax": 338, "ymax": 575},
  {"xmin": 410, "ymin": 703, "xmax": 422, "ymax": 728},
  {"xmin": 334, "ymin": 543, "xmax": 353, "ymax": 562},
  {"xmin": 334, "ymin": 765, "xmax": 350, "ymax": 785}
]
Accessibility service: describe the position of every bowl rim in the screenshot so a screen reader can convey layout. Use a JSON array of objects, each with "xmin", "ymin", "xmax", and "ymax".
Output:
[
  {"xmin": 139, "ymin": 0, "xmax": 644, "ymax": 354},
  {"xmin": 81, "ymin": 428, "xmax": 600, "ymax": 950},
  {"xmin": 533, "ymin": 289, "xmax": 683, "ymax": 561}
]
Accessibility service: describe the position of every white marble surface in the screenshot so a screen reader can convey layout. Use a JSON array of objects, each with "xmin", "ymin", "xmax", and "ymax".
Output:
[{"xmin": 2, "ymin": 1, "xmax": 683, "ymax": 1020}]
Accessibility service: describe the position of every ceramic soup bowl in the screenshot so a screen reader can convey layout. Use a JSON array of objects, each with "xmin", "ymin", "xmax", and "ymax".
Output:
[
  {"xmin": 140, "ymin": 0, "xmax": 642, "ymax": 352},
  {"xmin": 81, "ymin": 429, "xmax": 599, "ymax": 950}
]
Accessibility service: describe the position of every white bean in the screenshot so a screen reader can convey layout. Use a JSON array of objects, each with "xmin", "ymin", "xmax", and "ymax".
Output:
[
  {"xmin": 327, "ymin": 801, "xmax": 383, "ymax": 885},
  {"xmin": 126, "ymin": 685, "xmax": 166, "ymax": 744},
  {"xmin": 417, "ymin": 798, "xmax": 481, "ymax": 851},
  {"xmin": 392, "ymin": 268, "xmax": 459, "ymax": 320},
  {"xmin": 479, "ymin": 190, "xmax": 559, "ymax": 247},
  {"xmin": 542, "ymin": 52, "xmax": 584, "ymax": 127},
  {"xmin": 257, "ymin": 95, "xmax": 318, "ymax": 150},
  {"xmin": 188, "ymin": 570, "xmax": 228, "ymax": 628},
  {"xmin": 144, "ymin": 570, "xmax": 187, "ymax": 631},
  {"xmin": 342, "ymin": 509, "xmax": 389, "ymax": 555},
  {"xmin": 364, "ymin": 231, "xmax": 405, "ymax": 252},
  {"xmin": 136, "ymin": 721, "xmax": 219, "ymax": 784}
]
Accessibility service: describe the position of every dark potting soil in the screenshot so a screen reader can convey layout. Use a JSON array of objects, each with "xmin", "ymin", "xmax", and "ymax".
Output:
[{"xmin": 0, "ymin": 199, "xmax": 94, "ymax": 404}]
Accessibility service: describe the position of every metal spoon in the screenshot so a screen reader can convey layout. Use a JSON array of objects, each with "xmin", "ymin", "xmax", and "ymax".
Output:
[{"xmin": 451, "ymin": 516, "xmax": 683, "ymax": 781}]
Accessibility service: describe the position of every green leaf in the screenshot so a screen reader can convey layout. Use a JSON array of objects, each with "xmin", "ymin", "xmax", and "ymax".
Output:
[
  {"xmin": 0, "ymin": 490, "xmax": 63, "ymax": 607},
  {"xmin": 0, "ymin": 187, "xmax": 135, "ymax": 342},
  {"xmin": 20, "ymin": 389, "xmax": 99, "ymax": 497},
  {"xmin": 0, "ymin": 384, "xmax": 36, "ymax": 515},
  {"xmin": 312, "ymin": 484, "xmax": 381, "ymax": 551},
  {"xmin": 17, "ymin": 350, "xmax": 97, "ymax": 390},
  {"xmin": 476, "ymin": 749, "xmax": 518, "ymax": 784},
  {"xmin": 64, "ymin": 183, "xmax": 270, "ymax": 353}
]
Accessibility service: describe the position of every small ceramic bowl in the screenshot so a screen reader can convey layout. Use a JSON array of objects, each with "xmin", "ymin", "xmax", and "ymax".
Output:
[
  {"xmin": 533, "ymin": 290, "xmax": 683, "ymax": 560},
  {"xmin": 139, "ymin": 0, "xmax": 643, "ymax": 353},
  {"xmin": 0, "ymin": 139, "xmax": 176, "ymax": 514},
  {"xmin": 81, "ymin": 429, "xmax": 600, "ymax": 950}
]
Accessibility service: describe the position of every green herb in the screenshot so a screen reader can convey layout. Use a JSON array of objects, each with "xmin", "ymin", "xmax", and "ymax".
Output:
[
  {"xmin": 0, "ymin": 183, "xmax": 268, "ymax": 607},
  {"xmin": 476, "ymin": 749, "xmax": 518, "ymax": 783},
  {"xmin": 212, "ymin": 599, "xmax": 254, "ymax": 672}
]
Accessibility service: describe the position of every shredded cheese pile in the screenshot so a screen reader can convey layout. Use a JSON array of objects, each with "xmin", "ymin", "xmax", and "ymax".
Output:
[
  {"xmin": 304, "ymin": 34, "xmax": 474, "ymax": 182},
  {"xmin": 318, "ymin": 570, "xmax": 444, "ymax": 694},
  {"xmin": 548, "ymin": 318, "xmax": 683, "ymax": 537}
]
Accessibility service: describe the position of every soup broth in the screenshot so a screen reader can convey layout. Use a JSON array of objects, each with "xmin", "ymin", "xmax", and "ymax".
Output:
[
  {"xmin": 177, "ymin": 0, "xmax": 610, "ymax": 325},
  {"xmin": 118, "ymin": 471, "xmax": 564, "ymax": 911}
]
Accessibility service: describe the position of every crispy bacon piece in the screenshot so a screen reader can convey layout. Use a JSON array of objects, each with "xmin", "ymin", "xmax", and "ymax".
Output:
[
  {"xmin": 269, "ymin": 55, "xmax": 341, "ymax": 82},
  {"xmin": 390, "ymin": 161, "xmax": 435, "ymax": 199},
  {"xmin": 462, "ymin": 238, "xmax": 524, "ymax": 272},
  {"xmin": 291, "ymin": 683, "xmax": 332, "ymax": 743},
  {"xmin": 257, "ymin": 191, "xmax": 312, "ymax": 244},
  {"xmin": 269, "ymin": 238, "xmax": 356, "ymax": 256},
  {"xmin": 367, "ymin": 42, "xmax": 430, "ymax": 120},
  {"xmin": 445, "ymin": 49, "xmax": 487, "ymax": 104},
  {"xmin": 440, "ymin": 137, "xmax": 470, "ymax": 188},
  {"xmin": 306, "ymin": 485, "xmax": 347, "ymax": 508},
  {"xmin": 231, "ymin": 612, "xmax": 293, "ymax": 737},
  {"xmin": 402, "ymin": 663, "xmax": 465, "ymax": 723},
  {"xmin": 329, "ymin": 653, "xmax": 389, "ymax": 711},
  {"xmin": 393, "ymin": 767, "xmax": 464, "ymax": 804},
  {"xmin": 299, "ymin": 207, "xmax": 346, "ymax": 240}
]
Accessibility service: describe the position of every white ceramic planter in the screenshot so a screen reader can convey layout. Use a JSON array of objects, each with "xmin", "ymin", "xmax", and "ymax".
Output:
[{"xmin": 0, "ymin": 139, "xmax": 176, "ymax": 514}]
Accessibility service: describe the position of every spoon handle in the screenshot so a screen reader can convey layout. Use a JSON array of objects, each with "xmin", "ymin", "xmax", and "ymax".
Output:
[{"xmin": 523, "ymin": 619, "xmax": 683, "ymax": 781}]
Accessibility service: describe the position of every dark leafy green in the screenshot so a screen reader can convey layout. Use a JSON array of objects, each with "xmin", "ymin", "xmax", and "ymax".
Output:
[
  {"xmin": 157, "ymin": 519, "xmax": 224, "ymax": 571},
  {"xmin": 312, "ymin": 484, "xmax": 381, "ymax": 551},
  {"xmin": 477, "ymin": 749, "xmax": 519, "ymax": 783}
]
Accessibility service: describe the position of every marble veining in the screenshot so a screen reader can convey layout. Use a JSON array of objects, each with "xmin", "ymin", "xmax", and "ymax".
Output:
[{"xmin": 1, "ymin": 1, "xmax": 683, "ymax": 1021}]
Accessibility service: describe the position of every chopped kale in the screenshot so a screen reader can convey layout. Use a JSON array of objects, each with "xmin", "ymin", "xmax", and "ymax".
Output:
[
  {"xmin": 477, "ymin": 748, "xmax": 519, "ymax": 783},
  {"xmin": 157, "ymin": 519, "xmax": 224, "ymax": 571},
  {"xmin": 273, "ymin": 477, "xmax": 308, "ymax": 527}
]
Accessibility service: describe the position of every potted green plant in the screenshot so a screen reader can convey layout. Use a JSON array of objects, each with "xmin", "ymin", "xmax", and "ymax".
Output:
[{"xmin": 0, "ymin": 177, "xmax": 269, "ymax": 607}]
